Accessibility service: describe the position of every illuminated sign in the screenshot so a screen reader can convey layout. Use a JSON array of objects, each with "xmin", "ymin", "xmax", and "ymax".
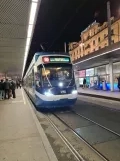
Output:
[
  {"xmin": 79, "ymin": 78, "xmax": 83, "ymax": 85},
  {"xmin": 86, "ymin": 68, "xmax": 94, "ymax": 76},
  {"xmin": 50, "ymin": 57, "xmax": 70, "ymax": 63},
  {"xmin": 42, "ymin": 56, "xmax": 70, "ymax": 63},
  {"xmin": 42, "ymin": 57, "xmax": 50, "ymax": 63},
  {"xmin": 79, "ymin": 70, "xmax": 86, "ymax": 77}
]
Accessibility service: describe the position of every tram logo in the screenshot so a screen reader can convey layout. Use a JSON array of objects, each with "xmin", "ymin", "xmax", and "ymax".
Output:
[{"xmin": 60, "ymin": 90, "xmax": 66, "ymax": 94}]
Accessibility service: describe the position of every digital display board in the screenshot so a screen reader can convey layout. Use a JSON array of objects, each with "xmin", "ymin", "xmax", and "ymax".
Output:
[
  {"xmin": 50, "ymin": 57, "xmax": 70, "ymax": 63},
  {"xmin": 42, "ymin": 56, "xmax": 70, "ymax": 63}
]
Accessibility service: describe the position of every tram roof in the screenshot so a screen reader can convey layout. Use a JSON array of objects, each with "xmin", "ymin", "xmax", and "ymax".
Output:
[{"xmin": 35, "ymin": 52, "xmax": 70, "ymax": 56}]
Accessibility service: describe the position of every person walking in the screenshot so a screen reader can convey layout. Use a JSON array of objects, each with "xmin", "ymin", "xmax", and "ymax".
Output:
[
  {"xmin": 0, "ymin": 80, "xmax": 5, "ymax": 100},
  {"xmin": 4, "ymin": 79, "xmax": 10, "ymax": 99},
  {"xmin": 10, "ymin": 80, "xmax": 16, "ymax": 98}
]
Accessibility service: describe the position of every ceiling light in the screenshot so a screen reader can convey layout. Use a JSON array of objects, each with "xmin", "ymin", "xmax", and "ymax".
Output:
[
  {"xmin": 22, "ymin": 1, "xmax": 38, "ymax": 77},
  {"xmin": 25, "ymin": 45, "xmax": 29, "ymax": 54},
  {"xmin": 26, "ymin": 37, "xmax": 31, "ymax": 47},
  {"xmin": 27, "ymin": 25, "xmax": 33, "ymax": 38},
  {"xmin": 32, "ymin": 0, "xmax": 38, "ymax": 2},
  {"xmin": 29, "ymin": 2, "xmax": 37, "ymax": 25}
]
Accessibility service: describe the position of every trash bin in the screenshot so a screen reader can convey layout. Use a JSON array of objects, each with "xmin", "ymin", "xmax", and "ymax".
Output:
[{"xmin": 102, "ymin": 81, "xmax": 107, "ymax": 91}]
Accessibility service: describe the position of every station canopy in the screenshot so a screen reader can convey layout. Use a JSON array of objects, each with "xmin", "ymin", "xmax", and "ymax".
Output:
[{"xmin": 0, "ymin": 0, "xmax": 40, "ymax": 77}]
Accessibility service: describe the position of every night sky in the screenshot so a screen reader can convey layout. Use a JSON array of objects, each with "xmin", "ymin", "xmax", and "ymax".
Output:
[{"xmin": 25, "ymin": 0, "xmax": 119, "ymax": 74}]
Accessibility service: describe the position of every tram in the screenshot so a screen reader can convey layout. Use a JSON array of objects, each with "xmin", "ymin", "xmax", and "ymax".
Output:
[{"xmin": 24, "ymin": 52, "xmax": 77, "ymax": 108}]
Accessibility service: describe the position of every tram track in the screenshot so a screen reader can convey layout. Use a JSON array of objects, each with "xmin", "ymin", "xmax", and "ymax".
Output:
[
  {"xmin": 52, "ymin": 109, "xmax": 120, "ymax": 161},
  {"xmin": 71, "ymin": 110, "xmax": 120, "ymax": 137},
  {"xmin": 45, "ymin": 114, "xmax": 85, "ymax": 161},
  {"xmin": 25, "ymin": 91, "xmax": 88, "ymax": 161},
  {"xmin": 49, "ymin": 112, "xmax": 109, "ymax": 161},
  {"xmin": 25, "ymin": 91, "xmax": 120, "ymax": 161}
]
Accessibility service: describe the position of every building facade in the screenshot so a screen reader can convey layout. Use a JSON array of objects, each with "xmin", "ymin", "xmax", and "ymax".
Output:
[
  {"xmin": 69, "ymin": 17, "xmax": 120, "ymax": 62},
  {"xmin": 69, "ymin": 17, "xmax": 120, "ymax": 91}
]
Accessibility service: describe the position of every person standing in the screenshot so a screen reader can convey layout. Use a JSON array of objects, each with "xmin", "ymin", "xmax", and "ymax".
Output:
[
  {"xmin": 83, "ymin": 78, "xmax": 86, "ymax": 89},
  {"xmin": 117, "ymin": 76, "xmax": 120, "ymax": 91},
  {"xmin": 10, "ymin": 80, "xmax": 16, "ymax": 98},
  {"xmin": 0, "ymin": 80, "xmax": 5, "ymax": 100},
  {"xmin": 16, "ymin": 80, "xmax": 19, "ymax": 89},
  {"xmin": 4, "ymin": 79, "xmax": 10, "ymax": 99}
]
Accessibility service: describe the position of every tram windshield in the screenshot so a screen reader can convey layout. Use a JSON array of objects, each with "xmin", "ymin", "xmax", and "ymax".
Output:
[{"xmin": 42, "ymin": 63, "xmax": 74, "ymax": 86}]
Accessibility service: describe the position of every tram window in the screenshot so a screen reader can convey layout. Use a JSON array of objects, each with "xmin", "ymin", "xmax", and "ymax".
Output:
[{"xmin": 41, "ymin": 64, "xmax": 73, "ymax": 81}]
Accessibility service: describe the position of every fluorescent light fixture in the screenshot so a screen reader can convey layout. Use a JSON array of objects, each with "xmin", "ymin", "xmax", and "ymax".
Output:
[
  {"xmin": 32, "ymin": 0, "xmax": 38, "ymax": 2},
  {"xmin": 25, "ymin": 45, "xmax": 29, "ymax": 54},
  {"xmin": 29, "ymin": 2, "xmax": 37, "ymax": 25},
  {"xmin": 27, "ymin": 25, "xmax": 33, "ymax": 38},
  {"xmin": 26, "ymin": 37, "xmax": 31, "ymax": 47},
  {"xmin": 22, "ymin": 1, "xmax": 38, "ymax": 77}
]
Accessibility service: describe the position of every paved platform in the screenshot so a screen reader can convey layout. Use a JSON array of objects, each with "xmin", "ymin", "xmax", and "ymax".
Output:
[
  {"xmin": 78, "ymin": 88, "xmax": 120, "ymax": 101},
  {"xmin": 0, "ymin": 89, "xmax": 58, "ymax": 161}
]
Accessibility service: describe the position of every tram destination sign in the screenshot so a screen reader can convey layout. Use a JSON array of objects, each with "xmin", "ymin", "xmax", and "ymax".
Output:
[
  {"xmin": 50, "ymin": 57, "xmax": 70, "ymax": 63},
  {"xmin": 42, "ymin": 56, "xmax": 71, "ymax": 63}
]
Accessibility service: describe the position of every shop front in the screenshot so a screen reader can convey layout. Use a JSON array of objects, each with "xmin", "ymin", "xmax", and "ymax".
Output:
[
  {"xmin": 74, "ymin": 71, "xmax": 79, "ymax": 88},
  {"xmin": 79, "ymin": 70, "xmax": 86, "ymax": 87},
  {"xmin": 77, "ymin": 62, "xmax": 120, "ymax": 91}
]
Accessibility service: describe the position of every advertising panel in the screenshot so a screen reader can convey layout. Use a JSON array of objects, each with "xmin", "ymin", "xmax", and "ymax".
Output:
[
  {"xmin": 79, "ymin": 70, "xmax": 86, "ymax": 77},
  {"xmin": 86, "ymin": 68, "xmax": 94, "ymax": 76},
  {"xmin": 79, "ymin": 78, "xmax": 84, "ymax": 85}
]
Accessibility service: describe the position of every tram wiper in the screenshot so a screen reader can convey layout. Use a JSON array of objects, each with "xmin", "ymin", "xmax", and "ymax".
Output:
[{"xmin": 42, "ymin": 64, "xmax": 52, "ymax": 87}]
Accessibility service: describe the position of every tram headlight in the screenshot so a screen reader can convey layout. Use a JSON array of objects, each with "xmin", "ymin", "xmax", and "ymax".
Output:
[
  {"xmin": 44, "ymin": 91, "xmax": 53, "ymax": 96},
  {"xmin": 59, "ymin": 82, "xmax": 63, "ymax": 87},
  {"xmin": 72, "ymin": 90, "xmax": 77, "ymax": 94}
]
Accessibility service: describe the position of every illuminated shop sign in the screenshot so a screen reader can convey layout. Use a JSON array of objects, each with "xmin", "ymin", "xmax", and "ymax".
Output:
[
  {"xmin": 79, "ymin": 78, "xmax": 84, "ymax": 85},
  {"xmin": 79, "ymin": 70, "xmax": 86, "ymax": 77},
  {"xmin": 86, "ymin": 68, "xmax": 94, "ymax": 76}
]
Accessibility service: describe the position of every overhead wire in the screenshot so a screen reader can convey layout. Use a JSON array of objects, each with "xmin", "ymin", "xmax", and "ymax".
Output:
[{"xmin": 47, "ymin": 0, "xmax": 89, "ymax": 51}]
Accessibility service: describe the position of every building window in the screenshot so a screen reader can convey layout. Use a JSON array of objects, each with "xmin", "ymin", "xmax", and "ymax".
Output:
[
  {"xmin": 112, "ymin": 40, "xmax": 114, "ymax": 44},
  {"xmin": 79, "ymin": 48, "xmax": 81, "ymax": 53},
  {"xmin": 93, "ymin": 49, "xmax": 95, "ymax": 52},
  {"xmin": 98, "ymin": 37, "xmax": 100, "ymax": 42},
  {"xmin": 93, "ymin": 40, "xmax": 95, "ymax": 45},
  {"xmin": 104, "ymin": 43, "xmax": 107, "ymax": 47},
  {"xmin": 111, "ymin": 29, "xmax": 114, "ymax": 35},
  {"xmin": 99, "ymin": 46, "xmax": 101, "ymax": 49},
  {"xmin": 104, "ymin": 34, "xmax": 107, "ymax": 38}
]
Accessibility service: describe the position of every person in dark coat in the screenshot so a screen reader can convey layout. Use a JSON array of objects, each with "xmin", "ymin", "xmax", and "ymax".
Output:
[
  {"xmin": 4, "ymin": 79, "xmax": 10, "ymax": 99},
  {"xmin": 0, "ymin": 80, "xmax": 5, "ymax": 100},
  {"xmin": 117, "ymin": 76, "xmax": 120, "ymax": 91},
  {"xmin": 10, "ymin": 80, "xmax": 16, "ymax": 98},
  {"xmin": 83, "ymin": 78, "xmax": 86, "ymax": 88}
]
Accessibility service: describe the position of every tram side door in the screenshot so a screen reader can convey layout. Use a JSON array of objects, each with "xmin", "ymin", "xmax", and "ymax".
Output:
[{"xmin": 32, "ymin": 69, "xmax": 35, "ymax": 95}]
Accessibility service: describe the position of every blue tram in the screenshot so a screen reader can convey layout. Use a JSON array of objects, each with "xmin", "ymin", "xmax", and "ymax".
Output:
[{"xmin": 24, "ymin": 52, "xmax": 77, "ymax": 108}]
